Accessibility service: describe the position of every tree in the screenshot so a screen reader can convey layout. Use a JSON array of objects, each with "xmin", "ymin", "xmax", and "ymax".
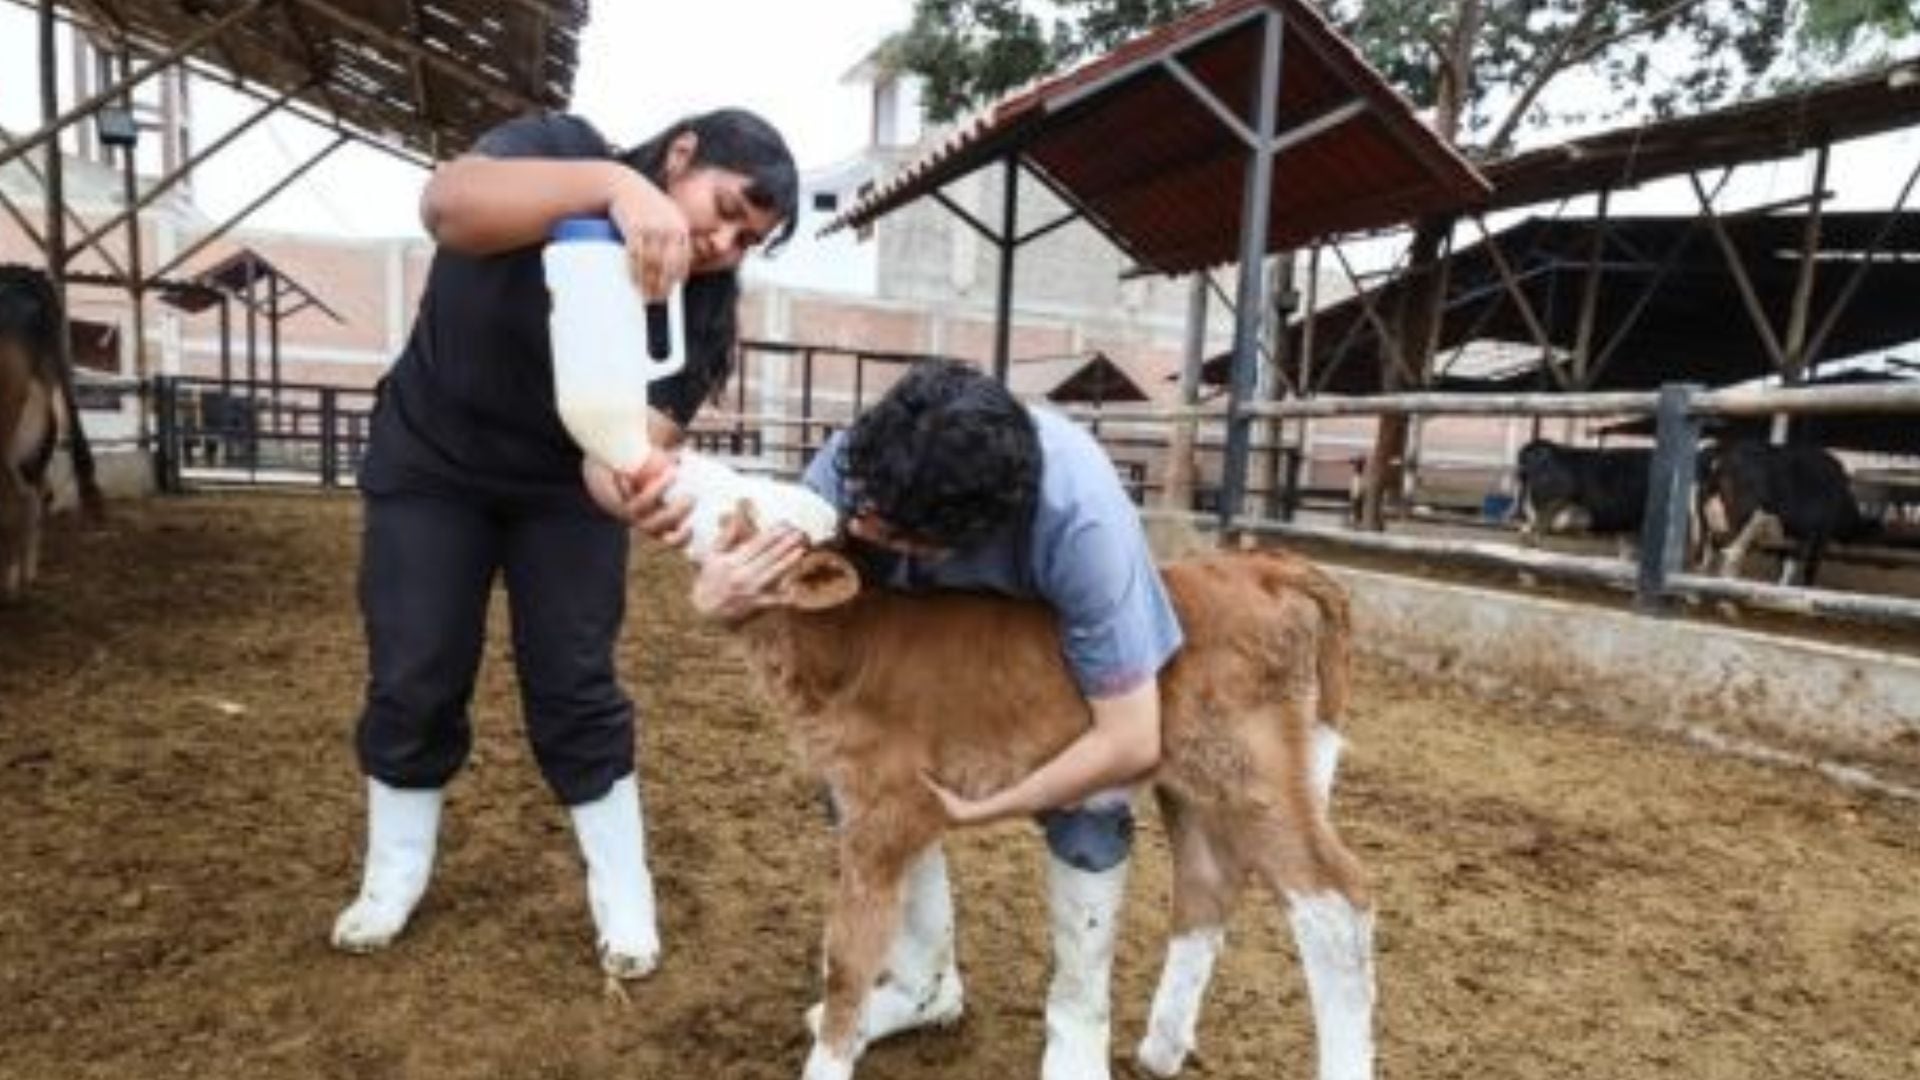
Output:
[{"xmin": 899, "ymin": 0, "xmax": 1905, "ymax": 153}]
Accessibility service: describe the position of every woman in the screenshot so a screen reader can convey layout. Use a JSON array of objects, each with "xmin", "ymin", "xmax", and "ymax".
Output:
[{"xmin": 331, "ymin": 108, "xmax": 799, "ymax": 982}]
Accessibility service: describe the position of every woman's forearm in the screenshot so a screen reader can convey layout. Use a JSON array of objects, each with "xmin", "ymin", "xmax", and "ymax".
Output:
[{"xmin": 420, "ymin": 156, "xmax": 635, "ymax": 255}]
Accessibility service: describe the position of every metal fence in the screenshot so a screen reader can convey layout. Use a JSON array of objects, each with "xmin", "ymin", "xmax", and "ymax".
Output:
[
  {"xmin": 1057, "ymin": 381, "xmax": 1920, "ymax": 628},
  {"xmin": 151, "ymin": 375, "xmax": 376, "ymax": 492}
]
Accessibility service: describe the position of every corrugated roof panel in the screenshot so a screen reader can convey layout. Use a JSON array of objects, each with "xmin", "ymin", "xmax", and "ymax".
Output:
[{"xmin": 826, "ymin": 0, "xmax": 1489, "ymax": 271}]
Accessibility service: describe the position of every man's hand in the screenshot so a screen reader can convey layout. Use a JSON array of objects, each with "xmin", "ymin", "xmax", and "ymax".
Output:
[
  {"xmin": 920, "ymin": 773, "xmax": 1001, "ymax": 827},
  {"xmin": 689, "ymin": 525, "xmax": 807, "ymax": 622},
  {"xmin": 918, "ymin": 680, "xmax": 1161, "ymax": 829},
  {"xmin": 584, "ymin": 455, "xmax": 694, "ymax": 547}
]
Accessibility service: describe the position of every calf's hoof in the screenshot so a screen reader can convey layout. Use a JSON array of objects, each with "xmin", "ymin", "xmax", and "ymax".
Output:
[
  {"xmin": 800, "ymin": 1041, "xmax": 856, "ymax": 1080},
  {"xmin": 599, "ymin": 938, "xmax": 661, "ymax": 980},
  {"xmin": 1134, "ymin": 1032, "xmax": 1190, "ymax": 1078},
  {"xmin": 331, "ymin": 896, "xmax": 413, "ymax": 953},
  {"xmin": 804, "ymin": 964, "xmax": 964, "ymax": 1045}
]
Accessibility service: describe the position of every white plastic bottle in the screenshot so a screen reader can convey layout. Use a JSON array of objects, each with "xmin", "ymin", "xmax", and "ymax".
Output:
[{"xmin": 543, "ymin": 216, "xmax": 685, "ymax": 471}]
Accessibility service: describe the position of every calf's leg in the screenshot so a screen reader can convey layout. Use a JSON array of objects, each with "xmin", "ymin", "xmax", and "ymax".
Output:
[
  {"xmin": 1251, "ymin": 810, "xmax": 1373, "ymax": 1080},
  {"xmin": 808, "ymin": 843, "xmax": 963, "ymax": 1045},
  {"xmin": 1136, "ymin": 790, "xmax": 1237, "ymax": 1079},
  {"xmin": 804, "ymin": 813, "xmax": 927, "ymax": 1080},
  {"xmin": 0, "ymin": 465, "xmax": 27, "ymax": 603}
]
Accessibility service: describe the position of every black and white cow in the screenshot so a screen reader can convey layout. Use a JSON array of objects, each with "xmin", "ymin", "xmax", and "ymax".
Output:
[
  {"xmin": 1, "ymin": 264, "xmax": 102, "ymax": 603},
  {"xmin": 1695, "ymin": 440, "xmax": 1872, "ymax": 586},
  {"xmin": 1514, "ymin": 439, "xmax": 1652, "ymax": 555}
]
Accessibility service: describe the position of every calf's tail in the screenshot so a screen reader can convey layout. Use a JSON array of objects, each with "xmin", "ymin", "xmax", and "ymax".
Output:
[{"xmin": 1251, "ymin": 554, "xmax": 1352, "ymax": 730}]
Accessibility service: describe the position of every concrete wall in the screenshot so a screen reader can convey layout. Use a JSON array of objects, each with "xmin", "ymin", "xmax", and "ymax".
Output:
[{"xmin": 1329, "ymin": 565, "xmax": 1920, "ymax": 796}]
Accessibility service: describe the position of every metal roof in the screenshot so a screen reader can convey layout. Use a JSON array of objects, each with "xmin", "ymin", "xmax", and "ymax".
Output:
[
  {"xmin": 1228, "ymin": 211, "xmax": 1920, "ymax": 395},
  {"xmin": 1482, "ymin": 60, "xmax": 1920, "ymax": 212},
  {"xmin": 824, "ymin": 0, "xmax": 1488, "ymax": 275},
  {"xmin": 1008, "ymin": 351, "xmax": 1152, "ymax": 403},
  {"xmin": 51, "ymin": 0, "xmax": 588, "ymax": 160}
]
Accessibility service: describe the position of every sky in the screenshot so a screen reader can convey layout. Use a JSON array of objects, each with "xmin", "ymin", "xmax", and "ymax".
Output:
[{"xmin": 0, "ymin": 0, "xmax": 916, "ymax": 238}]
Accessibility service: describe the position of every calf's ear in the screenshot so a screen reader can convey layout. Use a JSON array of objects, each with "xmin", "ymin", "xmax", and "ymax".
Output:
[{"xmin": 780, "ymin": 550, "xmax": 861, "ymax": 611}]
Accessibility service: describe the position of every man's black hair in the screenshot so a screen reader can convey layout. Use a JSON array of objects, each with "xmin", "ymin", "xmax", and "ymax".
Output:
[{"xmin": 838, "ymin": 359, "xmax": 1041, "ymax": 550}]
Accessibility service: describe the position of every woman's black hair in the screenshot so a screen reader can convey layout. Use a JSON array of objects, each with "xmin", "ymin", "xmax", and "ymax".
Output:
[
  {"xmin": 838, "ymin": 359, "xmax": 1041, "ymax": 551},
  {"xmin": 622, "ymin": 109, "xmax": 799, "ymax": 406}
]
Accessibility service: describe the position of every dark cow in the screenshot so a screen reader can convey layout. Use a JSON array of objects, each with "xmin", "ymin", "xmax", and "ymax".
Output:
[
  {"xmin": 1, "ymin": 263, "xmax": 103, "ymax": 603},
  {"xmin": 1695, "ymin": 440, "xmax": 1871, "ymax": 586},
  {"xmin": 1514, "ymin": 439, "xmax": 1652, "ymax": 554}
]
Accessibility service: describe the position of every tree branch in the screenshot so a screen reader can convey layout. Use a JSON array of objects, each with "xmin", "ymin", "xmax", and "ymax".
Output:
[{"xmin": 1484, "ymin": 0, "xmax": 1712, "ymax": 156}]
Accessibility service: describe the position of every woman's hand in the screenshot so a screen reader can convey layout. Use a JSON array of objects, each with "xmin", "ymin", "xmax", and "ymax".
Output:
[
  {"xmin": 607, "ymin": 171, "xmax": 690, "ymax": 300},
  {"xmin": 583, "ymin": 455, "xmax": 693, "ymax": 547},
  {"xmin": 689, "ymin": 526, "xmax": 807, "ymax": 622}
]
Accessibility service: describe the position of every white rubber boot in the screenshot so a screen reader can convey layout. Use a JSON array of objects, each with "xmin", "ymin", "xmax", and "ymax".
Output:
[
  {"xmin": 807, "ymin": 845, "xmax": 965, "ymax": 1045},
  {"xmin": 569, "ymin": 774, "xmax": 661, "ymax": 979},
  {"xmin": 331, "ymin": 777, "xmax": 443, "ymax": 952},
  {"xmin": 1042, "ymin": 856, "xmax": 1130, "ymax": 1080}
]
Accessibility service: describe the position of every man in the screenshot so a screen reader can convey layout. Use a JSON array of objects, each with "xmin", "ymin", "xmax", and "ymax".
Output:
[{"xmin": 689, "ymin": 359, "xmax": 1183, "ymax": 1080}]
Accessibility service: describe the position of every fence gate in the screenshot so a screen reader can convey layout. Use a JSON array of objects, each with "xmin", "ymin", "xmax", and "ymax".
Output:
[{"xmin": 153, "ymin": 375, "xmax": 376, "ymax": 492}]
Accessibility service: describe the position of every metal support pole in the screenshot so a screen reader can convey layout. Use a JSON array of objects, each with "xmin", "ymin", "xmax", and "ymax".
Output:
[
  {"xmin": 0, "ymin": 0, "xmax": 270, "ymax": 173},
  {"xmin": 153, "ymin": 374, "xmax": 178, "ymax": 493},
  {"xmin": 245, "ymin": 264, "xmax": 259, "ymax": 473},
  {"xmin": 1219, "ymin": 9, "xmax": 1283, "ymax": 530},
  {"xmin": 268, "ymin": 274, "xmax": 282, "ymax": 431},
  {"xmin": 40, "ymin": 0, "xmax": 71, "ymax": 402},
  {"xmin": 800, "ymin": 347, "xmax": 815, "ymax": 468},
  {"xmin": 218, "ymin": 295, "xmax": 232, "ymax": 391},
  {"xmin": 1636, "ymin": 383, "xmax": 1701, "ymax": 612},
  {"xmin": 65, "ymin": 84, "xmax": 301, "ymax": 264},
  {"xmin": 319, "ymin": 387, "xmax": 338, "ymax": 488},
  {"xmin": 1775, "ymin": 141, "xmax": 1830, "ymax": 444},
  {"xmin": 992, "ymin": 157, "xmax": 1018, "ymax": 385},
  {"xmin": 148, "ymin": 136, "xmax": 346, "ymax": 284},
  {"xmin": 116, "ymin": 49, "xmax": 151, "ymax": 449}
]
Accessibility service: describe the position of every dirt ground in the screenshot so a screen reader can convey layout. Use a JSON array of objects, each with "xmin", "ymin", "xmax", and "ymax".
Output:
[{"xmin": 2, "ymin": 493, "xmax": 1917, "ymax": 1080}]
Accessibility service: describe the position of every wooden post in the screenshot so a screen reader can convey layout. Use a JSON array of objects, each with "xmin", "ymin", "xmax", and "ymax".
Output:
[
  {"xmin": 1572, "ymin": 186, "xmax": 1611, "ymax": 388},
  {"xmin": 1775, "ymin": 142, "xmax": 1830, "ymax": 443},
  {"xmin": 1161, "ymin": 273, "xmax": 1207, "ymax": 513}
]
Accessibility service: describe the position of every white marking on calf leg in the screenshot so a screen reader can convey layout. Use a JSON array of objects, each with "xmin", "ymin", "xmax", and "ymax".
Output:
[
  {"xmin": 800, "ymin": 1041, "xmax": 856, "ymax": 1080},
  {"xmin": 1309, "ymin": 724, "xmax": 1343, "ymax": 808},
  {"xmin": 805, "ymin": 845, "xmax": 964, "ymax": 1045},
  {"xmin": 1717, "ymin": 512, "xmax": 1770, "ymax": 579},
  {"xmin": 1285, "ymin": 892, "xmax": 1376, "ymax": 1080},
  {"xmin": 1135, "ymin": 925, "xmax": 1224, "ymax": 1078}
]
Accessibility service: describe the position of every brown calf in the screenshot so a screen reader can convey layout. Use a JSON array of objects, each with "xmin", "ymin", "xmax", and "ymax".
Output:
[{"xmin": 729, "ymin": 537, "xmax": 1376, "ymax": 1080}]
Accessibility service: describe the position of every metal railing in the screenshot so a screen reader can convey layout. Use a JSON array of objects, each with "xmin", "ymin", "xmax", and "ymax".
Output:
[
  {"xmin": 151, "ymin": 375, "xmax": 376, "ymax": 492},
  {"xmin": 1061, "ymin": 382, "xmax": 1920, "ymax": 629}
]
